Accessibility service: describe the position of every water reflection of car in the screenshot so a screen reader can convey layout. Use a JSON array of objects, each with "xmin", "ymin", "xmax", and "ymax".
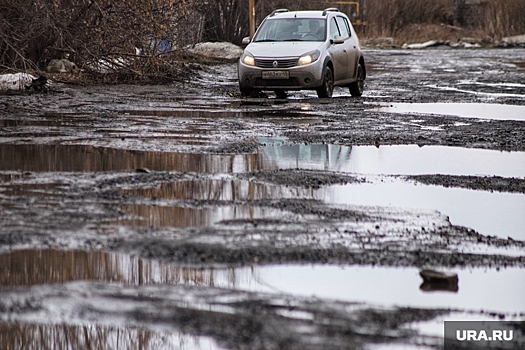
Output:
[
  {"xmin": 259, "ymin": 137, "xmax": 353, "ymax": 172},
  {"xmin": 238, "ymin": 8, "xmax": 366, "ymax": 98}
]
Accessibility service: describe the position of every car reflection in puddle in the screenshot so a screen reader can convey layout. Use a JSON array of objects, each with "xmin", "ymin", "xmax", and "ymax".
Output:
[
  {"xmin": 258, "ymin": 140, "xmax": 525, "ymax": 240},
  {"xmin": 259, "ymin": 138, "xmax": 525, "ymax": 177}
]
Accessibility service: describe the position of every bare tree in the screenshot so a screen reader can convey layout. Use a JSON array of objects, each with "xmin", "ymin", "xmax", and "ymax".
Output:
[{"xmin": 0, "ymin": 0, "xmax": 199, "ymax": 82}]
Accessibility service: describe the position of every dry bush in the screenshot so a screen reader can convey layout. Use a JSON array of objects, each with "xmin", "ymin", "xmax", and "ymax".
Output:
[
  {"xmin": 360, "ymin": 0, "xmax": 525, "ymax": 41},
  {"xmin": 361, "ymin": 0, "xmax": 453, "ymax": 38},
  {"xmin": 478, "ymin": 0, "xmax": 525, "ymax": 40},
  {"xmin": 0, "ymin": 0, "xmax": 199, "ymax": 82}
]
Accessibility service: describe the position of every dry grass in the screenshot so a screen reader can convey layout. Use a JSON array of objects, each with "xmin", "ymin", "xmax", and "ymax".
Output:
[
  {"xmin": 361, "ymin": 0, "xmax": 453, "ymax": 39},
  {"xmin": 478, "ymin": 0, "xmax": 525, "ymax": 40},
  {"xmin": 359, "ymin": 0, "xmax": 525, "ymax": 44}
]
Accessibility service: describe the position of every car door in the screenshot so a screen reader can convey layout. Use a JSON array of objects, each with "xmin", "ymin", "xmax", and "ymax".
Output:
[
  {"xmin": 335, "ymin": 16, "xmax": 358, "ymax": 81},
  {"xmin": 327, "ymin": 16, "xmax": 347, "ymax": 82}
]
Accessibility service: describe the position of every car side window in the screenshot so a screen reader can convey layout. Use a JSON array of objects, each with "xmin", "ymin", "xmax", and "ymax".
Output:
[
  {"xmin": 329, "ymin": 17, "xmax": 340, "ymax": 40},
  {"xmin": 336, "ymin": 17, "xmax": 351, "ymax": 38},
  {"xmin": 344, "ymin": 18, "xmax": 353, "ymax": 37}
]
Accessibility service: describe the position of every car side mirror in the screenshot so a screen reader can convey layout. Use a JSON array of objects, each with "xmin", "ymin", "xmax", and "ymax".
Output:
[
  {"xmin": 332, "ymin": 35, "xmax": 344, "ymax": 45},
  {"xmin": 242, "ymin": 37, "xmax": 251, "ymax": 45}
]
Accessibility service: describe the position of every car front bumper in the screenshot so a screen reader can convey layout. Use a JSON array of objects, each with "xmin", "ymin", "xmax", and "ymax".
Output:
[{"xmin": 238, "ymin": 59, "xmax": 324, "ymax": 90}]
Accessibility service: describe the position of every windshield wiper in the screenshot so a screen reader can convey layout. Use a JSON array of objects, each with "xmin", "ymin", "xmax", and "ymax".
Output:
[{"xmin": 254, "ymin": 39, "xmax": 277, "ymax": 42}]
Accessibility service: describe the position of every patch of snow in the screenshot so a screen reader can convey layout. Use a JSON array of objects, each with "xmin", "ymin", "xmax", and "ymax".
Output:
[
  {"xmin": 189, "ymin": 42, "xmax": 243, "ymax": 60},
  {"xmin": 403, "ymin": 40, "xmax": 440, "ymax": 49},
  {"xmin": 461, "ymin": 42, "xmax": 481, "ymax": 48},
  {"xmin": 403, "ymin": 40, "xmax": 481, "ymax": 49},
  {"xmin": 502, "ymin": 34, "xmax": 525, "ymax": 45},
  {"xmin": 0, "ymin": 73, "xmax": 36, "ymax": 92}
]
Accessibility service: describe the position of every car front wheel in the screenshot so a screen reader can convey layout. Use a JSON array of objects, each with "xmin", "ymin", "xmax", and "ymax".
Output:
[
  {"xmin": 349, "ymin": 63, "xmax": 364, "ymax": 97},
  {"xmin": 316, "ymin": 66, "xmax": 334, "ymax": 98}
]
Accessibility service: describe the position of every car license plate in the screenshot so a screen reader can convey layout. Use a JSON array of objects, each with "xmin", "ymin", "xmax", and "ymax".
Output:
[{"xmin": 262, "ymin": 71, "xmax": 289, "ymax": 79}]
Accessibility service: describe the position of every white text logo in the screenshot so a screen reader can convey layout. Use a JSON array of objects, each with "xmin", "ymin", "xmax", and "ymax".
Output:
[{"xmin": 456, "ymin": 330, "xmax": 514, "ymax": 342}]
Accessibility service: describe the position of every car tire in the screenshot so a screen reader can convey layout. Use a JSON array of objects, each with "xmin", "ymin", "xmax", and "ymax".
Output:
[
  {"xmin": 316, "ymin": 66, "xmax": 334, "ymax": 98},
  {"xmin": 349, "ymin": 63, "xmax": 364, "ymax": 97}
]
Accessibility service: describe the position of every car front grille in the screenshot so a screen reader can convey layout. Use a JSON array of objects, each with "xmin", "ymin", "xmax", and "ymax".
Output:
[{"xmin": 255, "ymin": 58, "xmax": 298, "ymax": 68}]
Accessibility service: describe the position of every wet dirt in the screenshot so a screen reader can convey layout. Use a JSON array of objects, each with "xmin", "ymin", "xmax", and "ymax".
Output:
[{"xmin": 1, "ymin": 48, "xmax": 524, "ymax": 349}]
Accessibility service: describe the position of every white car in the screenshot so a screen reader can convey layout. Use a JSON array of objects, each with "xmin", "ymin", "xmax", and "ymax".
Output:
[{"xmin": 238, "ymin": 8, "xmax": 366, "ymax": 98}]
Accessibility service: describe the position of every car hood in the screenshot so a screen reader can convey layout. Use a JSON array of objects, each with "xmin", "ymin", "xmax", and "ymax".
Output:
[{"xmin": 245, "ymin": 42, "xmax": 324, "ymax": 58}]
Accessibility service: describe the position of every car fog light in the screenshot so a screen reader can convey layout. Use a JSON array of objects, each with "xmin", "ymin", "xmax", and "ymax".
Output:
[{"xmin": 305, "ymin": 78, "xmax": 311, "ymax": 84}]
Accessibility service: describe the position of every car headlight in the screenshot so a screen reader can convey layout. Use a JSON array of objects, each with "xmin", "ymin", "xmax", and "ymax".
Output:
[
  {"xmin": 242, "ymin": 53, "xmax": 255, "ymax": 66},
  {"xmin": 298, "ymin": 50, "xmax": 320, "ymax": 66}
]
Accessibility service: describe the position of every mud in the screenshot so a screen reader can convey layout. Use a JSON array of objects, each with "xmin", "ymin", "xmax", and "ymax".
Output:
[
  {"xmin": 0, "ymin": 48, "xmax": 524, "ymax": 349},
  {"xmin": 406, "ymin": 175, "xmax": 525, "ymax": 194}
]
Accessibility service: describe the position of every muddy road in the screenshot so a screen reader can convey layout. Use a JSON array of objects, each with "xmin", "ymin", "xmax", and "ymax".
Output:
[{"xmin": 1, "ymin": 48, "xmax": 525, "ymax": 349}]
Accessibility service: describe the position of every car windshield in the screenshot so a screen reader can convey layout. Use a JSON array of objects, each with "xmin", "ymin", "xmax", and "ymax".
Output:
[{"xmin": 253, "ymin": 18, "xmax": 325, "ymax": 42}]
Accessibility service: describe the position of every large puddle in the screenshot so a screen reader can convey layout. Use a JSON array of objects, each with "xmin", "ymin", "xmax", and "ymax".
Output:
[
  {"xmin": 234, "ymin": 265, "xmax": 525, "ymax": 315},
  {"xmin": 2, "ymin": 142, "xmax": 524, "ymax": 239},
  {"xmin": 259, "ymin": 141, "xmax": 525, "ymax": 239},
  {"xmin": 376, "ymin": 102, "xmax": 525, "ymax": 121},
  {"xmin": 2, "ymin": 142, "xmax": 523, "ymax": 177},
  {"xmin": 117, "ymin": 176, "xmax": 525, "ymax": 238},
  {"xmin": 260, "ymin": 140, "xmax": 525, "ymax": 177},
  {"xmin": 0, "ymin": 144, "xmax": 259, "ymax": 173},
  {"xmin": 323, "ymin": 179, "xmax": 525, "ymax": 240},
  {"xmin": 1, "ymin": 249, "xmax": 523, "ymax": 315}
]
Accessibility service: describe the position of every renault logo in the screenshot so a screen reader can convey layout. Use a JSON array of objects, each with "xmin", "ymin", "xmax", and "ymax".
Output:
[{"xmin": 272, "ymin": 60, "xmax": 279, "ymax": 68}]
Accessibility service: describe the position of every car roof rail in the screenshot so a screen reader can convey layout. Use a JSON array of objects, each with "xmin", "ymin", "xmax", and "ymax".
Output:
[
  {"xmin": 270, "ymin": 9, "xmax": 289, "ymax": 17},
  {"xmin": 322, "ymin": 8, "xmax": 340, "ymax": 16}
]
